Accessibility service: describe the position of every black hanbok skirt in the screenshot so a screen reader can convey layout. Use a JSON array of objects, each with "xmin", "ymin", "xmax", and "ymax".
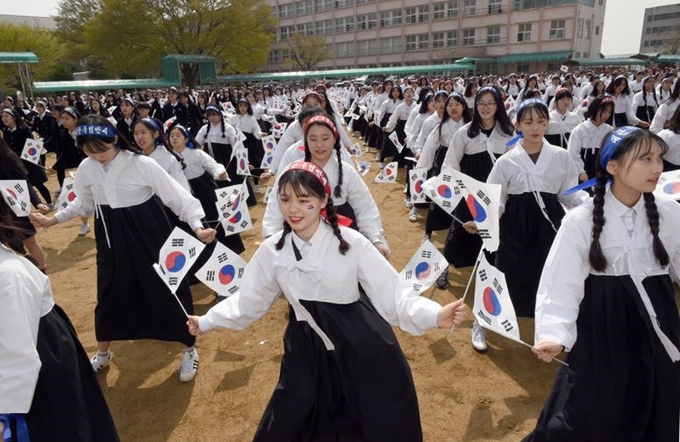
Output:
[
  {"xmin": 613, "ymin": 112, "xmax": 628, "ymax": 128},
  {"xmin": 94, "ymin": 197, "xmax": 196, "ymax": 347},
  {"xmin": 524, "ymin": 274, "xmax": 680, "ymax": 441},
  {"xmin": 495, "ymin": 192, "xmax": 564, "ymax": 318},
  {"xmin": 253, "ymin": 298, "xmax": 423, "ymax": 442},
  {"xmin": 544, "ymin": 133, "xmax": 570, "ymax": 149},
  {"xmin": 23, "ymin": 161, "xmax": 47, "ymax": 186},
  {"xmin": 426, "ymin": 145, "xmax": 454, "ymax": 233},
  {"xmin": 24, "ymin": 305, "xmax": 119, "ymax": 441}
]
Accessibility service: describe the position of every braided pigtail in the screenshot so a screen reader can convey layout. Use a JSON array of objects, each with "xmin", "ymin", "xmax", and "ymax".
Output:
[
  {"xmin": 275, "ymin": 221, "xmax": 293, "ymax": 250},
  {"xmin": 643, "ymin": 192, "xmax": 670, "ymax": 267},
  {"xmin": 220, "ymin": 118, "xmax": 226, "ymax": 138},
  {"xmin": 324, "ymin": 202, "xmax": 350, "ymax": 255},
  {"xmin": 334, "ymin": 145, "xmax": 343, "ymax": 198},
  {"xmin": 588, "ymin": 170, "xmax": 608, "ymax": 272}
]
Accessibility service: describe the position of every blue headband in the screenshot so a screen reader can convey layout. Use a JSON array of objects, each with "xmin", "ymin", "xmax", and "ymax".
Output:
[
  {"xmin": 76, "ymin": 124, "xmax": 115, "ymax": 138},
  {"xmin": 142, "ymin": 117, "xmax": 159, "ymax": 131},
  {"xmin": 205, "ymin": 105, "xmax": 221, "ymax": 114},
  {"xmin": 173, "ymin": 124, "xmax": 195, "ymax": 148},
  {"xmin": 563, "ymin": 126, "xmax": 641, "ymax": 195},
  {"xmin": 506, "ymin": 98, "xmax": 548, "ymax": 146}
]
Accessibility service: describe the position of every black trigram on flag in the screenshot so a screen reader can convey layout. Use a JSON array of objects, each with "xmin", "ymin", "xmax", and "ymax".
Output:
[
  {"xmin": 412, "ymin": 282, "xmax": 423, "ymax": 291},
  {"xmin": 442, "ymin": 174, "xmax": 452, "ymax": 182},
  {"xmin": 479, "ymin": 269, "xmax": 488, "ymax": 281},
  {"xmin": 478, "ymin": 229, "xmax": 492, "ymax": 239},
  {"xmin": 205, "ymin": 270, "xmax": 216, "ymax": 281},
  {"xmin": 168, "ymin": 277, "xmax": 178, "ymax": 286},
  {"xmin": 219, "ymin": 203, "xmax": 228, "ymax": 212},
  {"xmin": 227, "ymin": 225, "xmax": 235, "ymax": 232},
  {"xmin": 453, "ymin": 187, "xmax": 461, "ymax": 195},
  {"xmin": 217, "ymin": 253, "xmax": 228, "ymax": 263},
  {"xmin": 188, "ymin": 247, "xmax": 196, "ymax": 258},
  {"xmin": 476, "ymin": 190, "xmax": 491, "ymax": 205},
  {"xmin": 13, "ymin": 183, "xmax": 25, "ymax": 193},
  {"xmin": 421, "ymin": 250, "xmax": 432, "ymax": 259},
  {"xmin": 501, "ymin": 319, "xmax": 514, "ymax": 332},
  {"xmin": 172, "ymin": 238, "xmax": 184, "ymax": 247},
  {"xmin": 218, "ymin": 190, "xmax": 229, "ymax": 199},
  {"xmin": 240, "ymin": 220, "xmax": 249, "ymax": 228},
  {"xmin": 19, "ymin": 201, "xmax": 27, "ymax": 211},
  {"xmin": 6, "ymin": 197, "xmax": 15, "ymax": 206},
  {"xmin": 228, "ymin": 286, "xmax": 239, "ymax": 294},
  {"xmin": 238, "ymin": 268, "xmax": 245, "ymax": 278},
  {"xmin": 66, "ymin": 183, "xmax": 74, "ymax": 191},
  {"xmin": 433, "ymin": 262, "xmax": 441, "ymax": 272},
  {"xmin": 493, "ymin": 278, "xmax": 503, "ymax": 294},
  {"xmin": 455, "ymin": 179, "xmax": 466, "ymax": 189},
  {"xmin": 405, "ymin": 270, "xmax": 413, "ymax": 280},
  {"xmin": 442, "ymin": 200, "xmax": 451, "ymax": 207}
]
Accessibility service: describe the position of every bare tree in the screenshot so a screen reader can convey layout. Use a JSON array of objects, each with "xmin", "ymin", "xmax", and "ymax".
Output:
[{"xmin": 285, "ymin": 33, "xmax": 332, "ymax": 70}]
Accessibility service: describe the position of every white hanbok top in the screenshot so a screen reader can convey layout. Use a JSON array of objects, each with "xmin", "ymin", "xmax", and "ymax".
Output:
[
  {"xmin": 443, "ymin": 122, "xmax": 514, "ymax": 171},
  {"xmin": 385, "ymin": 101, "xmax": 417, "ymax": 132},
  {"xmin": 545, "ymin": 109, "xmax": 583, "ymax": 139},
  {"xmin": 200, "ymin": 222, "xmax": 440, "ymax": 350},
  {"xmin": 416, "ymin": 118, "xmax": 465, "ymax": 170},
  {"xmin": 656, "ymin": 129, "xmax": 680, "ymax": 166},
  {"xmin": 566, "ymin": 120, "xmax": 613, "ymax": 175},
  {"xmin": 650, "ymin": 99, "xmax": 680, "ymax": 134},
  {"xmin": 176, "ymin": 147, "xmax": 227, "ymax": 181},
  {"xmin": 148, "ymin": 147, "xmax": 190, "ymax": 191}
]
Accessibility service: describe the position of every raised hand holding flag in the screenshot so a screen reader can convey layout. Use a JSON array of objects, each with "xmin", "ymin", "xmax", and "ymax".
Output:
[
  {"xmin": 21, "ymin": 139, "xmax": 43, "ymax": 165},
  {"xmin": 399, "ymin": 239, "xmax": 449, "ymax": 293},
  {"xmin": 374, "ymin": 162, "xmax": 398, "ymax": 183},
  {"xmin": 153, "ymin": 227, "xmax": 206, "ymax": 315},
  {"xmin": 0, "ymin": 180, "xmax": 31, "ymax": 217},
  {"xmin": 195, "ymin": 242, "xmax": 248, "ymax": 298}
]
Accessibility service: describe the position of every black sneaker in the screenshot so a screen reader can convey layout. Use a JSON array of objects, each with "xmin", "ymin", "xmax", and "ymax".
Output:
[{"xmin": 435, "ymin": 268, "xmax": 449, "ymax": 289}]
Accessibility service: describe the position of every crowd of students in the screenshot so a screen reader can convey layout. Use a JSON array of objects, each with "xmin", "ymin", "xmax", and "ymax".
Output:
[{"xmin": 1, "ymin": 64, "xmax": 680, "ymax": 441}]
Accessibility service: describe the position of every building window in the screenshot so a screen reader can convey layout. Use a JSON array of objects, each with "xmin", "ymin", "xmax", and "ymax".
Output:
[
  {"xmin": 315, "ymin": 0, "xmax": 333, "ymax": 11},
  {"xmin": 487, "ymin": 26, "xmax": 500, "ymax": 43},
  {"xmin": 336, "ymin": 42, "xmax": 355, "ymax": 57},
  {"xmin": 380, "ymin": 9, "xmax": 402, "ymax": 27},
  {"xmin": 406, "ymin": 34, "xmax": 429, "ymax": 51},
  {"xmin": 517, "ymin": 23, "xmax": 532, "ymax": 42},
  {"xmin": 432, "ymin": 31, "xmax": 457, "ymax": 48},
  {"xmin": 433, "ymin": 1, "xmax": 457, "ymax": 19},
  {"xmin": 335, "ymin": 0, "xmax": 354, "ymax": 8},
  {"xmin": 577, "ymin": 18, "xmax": 584, "ymax": 38},
  {"xmin": 279, "ymin": 25, "xmax": 296, "ymax": 40},
  {"xmin": 405, "ymin": 6, "xmax": 429, "ymax": 23},
  {"xmin": 357, "ymin": 13, "xmax": 377, "ymax": 30},
  {"xmin": 355, "ymin": 0, "xmax": 374, "ymax": 4},
  {"xmin": 295, "ymin": 0, "xmax": 313, "ymax": 15},
  {"xmin": 335, "ymin": 16, "xmax": 354, "ymax": 33},
  {"xmin": 488, "ymin": 0, "xmax": 502, "ymax": 13},
  {"xmin": 517, "ymin": 63, "xmax": 529, "ymax": 72},
  {"xmin": 546, "ymin": 62, "xmax": 559, "ymax": 72},
  {"xmin": 595, "ymin": 25, "xmax": 600, "ymax": 36},
  {"xmin": 379, "ymin": 37, "xmax": 402, "ymax": 54},
  {"xmin": 463, "ymin": 28, "xmax": 476, "ymax": 46},
  {"xmin": 464, "ymin": 0, "xmax": 476, "ymax": 16},
  {"xmin": 357, "ymin": 39, "xmax": 377, "ymax": 56},
  {"xmin": 585, "ymin": 19, "xmax": 591, "ymax": 39},
  {"xmin": 549, "ymin": 19, "xmax": 566, "ymax": 39},
  {"xmin": 297, "ymin": 23, "xmax": 314, "ymax": 35},
  {"xmin": 315, "ymin": 19, "xmax": 334, "ymax": 35},
  {"xmin": 583, "ymin": 51, "xmax": 589, "ymax": 58}
]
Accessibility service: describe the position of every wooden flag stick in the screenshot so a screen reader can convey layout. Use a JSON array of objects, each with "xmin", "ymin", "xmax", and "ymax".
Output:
[{"xmin": 152, "ymin": 263, "xmax": 189, "ymax": 317}]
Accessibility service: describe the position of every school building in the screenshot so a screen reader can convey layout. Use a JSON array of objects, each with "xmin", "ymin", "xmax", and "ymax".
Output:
[
  {"xmin": 263, "ymin": 0, "xmax": 607, "ymax": 75},
  {"xmin": 640, "ymin": 3, "xmax": 680, "ymax": 54}
]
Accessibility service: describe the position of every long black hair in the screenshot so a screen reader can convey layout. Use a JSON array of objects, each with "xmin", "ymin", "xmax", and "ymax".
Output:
[
  {"xmin": 467, "ymin": 87, "xmax": 515, "ymax": 138},
  {"xmin": 439, "ymin": 93, "xmax": 471, "ymax": 140},
  {"xmin": 274, "ymin": 168, "xmax": 349, "ymax": 254},
  {"xmin": 132, "ymin": 117, "xmax": 186, "ymax": 169},
  {"xmin": 589, "ymin": 129, "xmax": 669, "ymax": 271},
  {"xmin": 303, "ymin": 113, "xmax": 343, "ymax": 198}
]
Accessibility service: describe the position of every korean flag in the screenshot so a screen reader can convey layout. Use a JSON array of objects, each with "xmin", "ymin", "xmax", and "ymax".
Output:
[
  {"xmin": 374, "ymin": 162, "xmax": 398, "ymax": 183},
  {"xmin": 21, "ymin": 139, "xmax": 43, "ymax": 165},
  {"xmin": 215, "ymin": 182, "xmax": 253, "ymax": 236},
  {"xmin": 349, "ymin": 143, "xmax": 362, "ymax": 157},
  {"xmin": 153, "ymin": 227, "xmax": 206, "ymax": 294},
  {"xmin": 409, "ymin": 168, "xmax": 429, "ymax": 204},
  {"xmin": 260, "ymin": 135, "xmax": 277, "ymax": 169},
  {"xmin": 235, "ymin": 145, "xmax": 250, "ymax": 176},
  {"xmin": 654, "ymin": 170, "xmax": 680, "ymax": 201},
  {"xmin": 388, "ymin": 131, "xmax": 405, "ymax": 154},
  {"xmin": 399, "ymin": 238, "xmax": 449, "ymax": 293},
  {"xmin": 357, "ymin": 161, "xmax": 371, "ymax": 177},
  {"xmin": 421, "ymin": 166, "xmax": 465, "ymax": 214},
  {"xmin": 473, "ymin": 254, "xmax": 521, "ymax": 343},
  {"xmin": 56, "ymin": 177, "xmax": 77, "ymax": 210},
  {"xmin": 452, "ymin": 169, "xmax": 502, "ymax": 252},
  {"xmin": 195, "ymin": 242, "xmax": 248, "ymax": 298},
  {"xmin": 263, "ymin": 186, "xmax": 274, "ymax": 203},
  {"xmin": 0, "ymin": 180, "xmax": 31, "ymax": 217}
]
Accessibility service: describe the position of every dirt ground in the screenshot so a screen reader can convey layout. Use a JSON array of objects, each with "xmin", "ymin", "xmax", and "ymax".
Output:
[{"xmin": 36, "ymin": 141, "xmax": 577, "ymax": 442}]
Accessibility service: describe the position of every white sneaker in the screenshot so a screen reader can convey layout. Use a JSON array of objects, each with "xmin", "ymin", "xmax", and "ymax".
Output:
[
  {"xmin": 404, "ymin": 198, "xmax": 414, "ymax": 208},
  {"xmin": 78, "ymin": 223, "xmax": 90, "ymax": 236},
  {"xmin": 179, "ymin": 348, "xmax": 199, "ymax": 382},
  {"xmin": 91, "ymin": 352, "xmax": 111, "ymax": 372},
  {"xmin": 254, "ymin": 184, "xmax": 262, "ymax": 194},
  {"xmin": 408, "ymin": 207, "xmax": 418, "ymax": 222},
  {"xmin": 378, "ymin": 162, "xmax": 385, "ymax": 169},
  {"xmin": 470, "ymin": 322, "xmax": 488, "ymax": 352}
]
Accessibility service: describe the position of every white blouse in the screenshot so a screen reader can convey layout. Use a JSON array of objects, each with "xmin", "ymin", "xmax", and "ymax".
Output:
[
  {"xmin": 486, "ymin": 141, "xmax": 588, "ymax": 217},
  {"xmin": 385, "ymin": 101, "xmax": 417, "ymax": 132},
  {"xmin": 607, "ymin": 93, "xmax": 642, "ymax": 126},
  {"xmin": 416, "ymin": 118, "xmax": 466, "ymax": 171},
  {"xmin": 262, "ymin": 156, "xmax": 387, "ymax": 247},
  {"xmin": 0, "ymin": 246, "xmax": 54, "ymax": 413},
  {"xmin": 545, "ymin": 109, "xmax": 583, "ymax": 138},
  {"xmin": 535, "ymin": 191, "xmax": 680, "ymax": 356},
  {"xmin": 656, "ymin": 129, "xmax": 680, "ymax": 166},
  {"xmin": 55, "ymin": 151, "xmax": 205, "ymax": 232},
  {"xmin": 176, "ymin": 147, "xmax": 227, "ymax": 181},
  {"xmin": 195, "ymin": 122, "xmax": 241, "ymax": 148},
  {"xmin": 199, "ymin": 222, "xmax": 441, "ymax": 350},
  {"xmin": 228, "ymin": 114, "xmax": 262, "ymax": 138},
  {"xmin": 270, "ymin": 120, "xmax": 303, "ymax": 174},
  {"xmin": 148, "ymin": 147, "xmax": 190, "ymax": 192},
  {"xmin": 443, "ymin": 122, "xmax": 514, "ymax": 171},
  {"xmin": 566, "ymin": 120, "xmax": 613, "ymax": 175},
  {"xmin": 650, "ymin": 99, "xmax": 680, "ymax": 134},
  {"xmin": 412, "ymin": 113, "xmax": 441, "ymax": 152}
]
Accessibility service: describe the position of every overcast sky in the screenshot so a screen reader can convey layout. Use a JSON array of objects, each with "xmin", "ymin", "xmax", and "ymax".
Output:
[{"xmin": 1, "ymin": 0, "xmax": 676, "ymax": 56}]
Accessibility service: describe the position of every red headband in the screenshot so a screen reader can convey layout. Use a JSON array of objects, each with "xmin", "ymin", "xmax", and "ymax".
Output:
[{"xmin": 303, "ymin": 115, "xmax": 338, "ymax": 139}]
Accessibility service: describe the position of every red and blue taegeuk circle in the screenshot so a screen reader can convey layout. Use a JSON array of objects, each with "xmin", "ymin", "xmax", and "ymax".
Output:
[
  {"xmin": 663, "ymin": 181, "xmax": 680, "ymax": 194},
  {"xmin": 437, "ymin": 185, "xmax": 452, "ymax": 198},
  {"xmin": 483, "ymin": 287, "xmax": 501, "ymax": 316},
  {"xmin": 229, "ymin": 212, "xmax": 242, "ymax": 223},
  {"xmin": 165, "ymin": 251, "xmax": 187, "ymax": 273},
  {"xmin": 219, "ymin": 265, "xmax": 236, "ymax": 284},
  {"xmin": 466, "ymin": 195, "xmax": 487, "ymax": 222},
  {"xmin": 415, "ymin": 261, "xmax": 431, "ymax": 281}
]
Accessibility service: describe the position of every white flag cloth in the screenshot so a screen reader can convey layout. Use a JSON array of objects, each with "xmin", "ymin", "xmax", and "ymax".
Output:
[
  {"xmin": 215, "ymin": 182, "xmax": 253, "ymax": 236},
  {"xmin": 398, "ymin": 239, "xmax": 449, "ymax": 293},
  {"xmin": 153, "ymin": 227, "xmax": 206, "ymax": 294},
  {"xmin": 235, "ymin": 145, "xmax": 250, "ymax": 176},
  {"xmin": 263, "ymin": 186, "xmax": 274, "ymax": 203},
  {"xmin": 357, "ymin": 161, "xmax": 371, "ymax": 177},
  {"xmin": 21, "ymin": 139, "xmax": 43, "ymax": 165},
  {"xmin": 0, "ymin": 180, "xmax": 31, "ymax": 217},
  {"xmin": 164, "ymin": 116, "xmax": 177, "ymax": 129},
  {"xmin": 654, "ymin": 170, "xmax": 680, "ymax": 200},
  {"xmin": 473, "ymin": 254, "xmax": 521, "ymax": 343},
  {"xmin": 107, "ymin": 116, "xmax": 117, "ymax": 126},
  {"xmin": 560, "ymin": 64, "xmax": 569, "ymax": 73},
  {"xmin": 409, "ymin": 168, "xmax": 429, "ymax": 203},
  {"xmin": 195, "ymin": 242, "xmax": 248, "ymax": 298},
  {"xmin": 349, "ymin": 143, "xmax": 362, "ymax": 157},
  {"xmin": 449, "ymin": 168, "xmax": 502, "ymax": 252},
  {"xmin": 388, "ymin": 131, "xmax": 404, "ymax": 153},
  {"xmin": 260, "ymin": 135, "xmax": 277, "ymax": 169},
  {"xmin": 237, "ymin": 129, "xmax": 247, "ymax": 143},
  {"xmin": 374, "ymin": 162, "xmax": 398, "ymax": 183},
  {"xmin": 107, "ymin": 105, "xmax": 117, "ymax": 115},
  {"xmin": 504, "ymin": 95, "xmax": 516, "ymax": 114},
  {"xmin": 421, "ymin": 166, "xmax": 465, "ymax": 214},
  {"xmin": 56, "ymin": 177, "xmax": 76, "ymax": 210}
]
